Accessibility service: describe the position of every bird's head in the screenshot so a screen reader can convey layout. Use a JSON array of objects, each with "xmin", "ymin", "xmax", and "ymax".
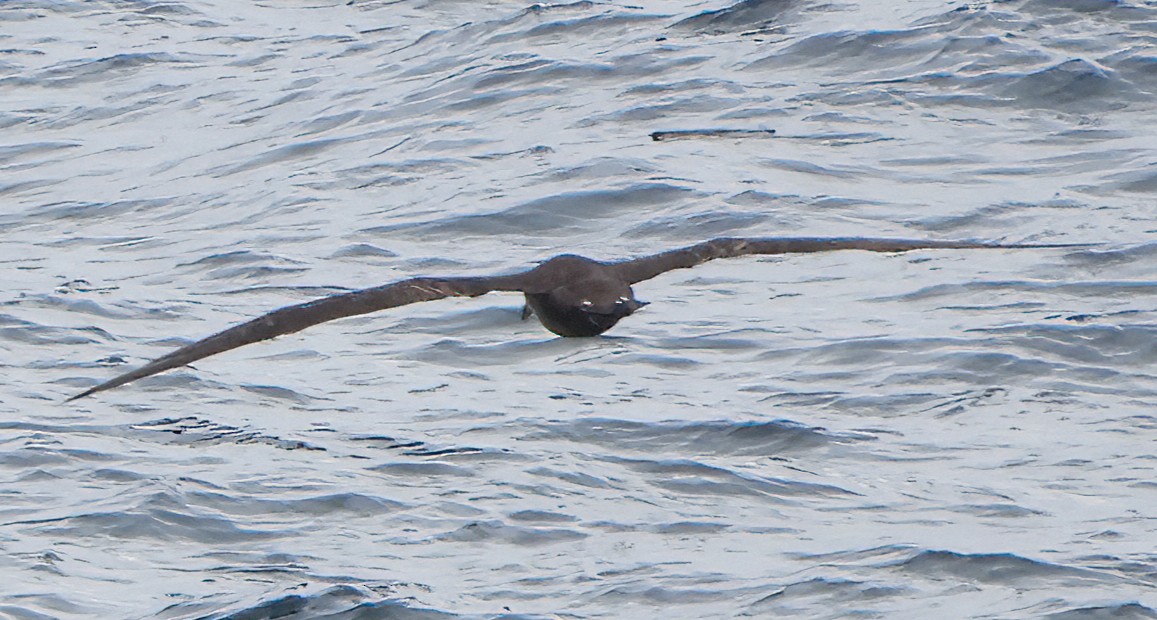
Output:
[{"xmin": 531, "ymin": 279, "xmax": 647, "ymax": 337}]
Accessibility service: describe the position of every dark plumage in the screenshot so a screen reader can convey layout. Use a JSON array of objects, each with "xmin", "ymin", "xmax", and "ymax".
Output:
[{"xmin": 68, "ymin": 236, "xmax": 1081, "ymax": 401}]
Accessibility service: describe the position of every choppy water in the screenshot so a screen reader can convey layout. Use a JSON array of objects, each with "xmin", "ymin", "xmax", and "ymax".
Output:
[{"xmin": 2, "ymin": 0, "xmax": 1156, "ymax": 618}]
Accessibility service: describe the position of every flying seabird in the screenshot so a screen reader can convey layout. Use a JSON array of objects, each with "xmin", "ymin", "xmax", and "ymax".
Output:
[{"xmin": 68, "ymin": 236, "xmax": 1079, "ymax": 401}]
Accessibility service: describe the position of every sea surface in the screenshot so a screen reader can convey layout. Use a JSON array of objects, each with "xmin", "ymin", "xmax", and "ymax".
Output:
[{"xmin": 2, "ymin": 0, "xmax": 1155, "ymax": 618}]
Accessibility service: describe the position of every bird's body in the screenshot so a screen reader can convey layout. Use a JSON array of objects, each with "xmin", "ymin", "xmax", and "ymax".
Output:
[
  {"xmin": 520, "ymin": 254, "xmax": 643, "ymax": 337},
  {"xmin": 67, "ymin": 236, "xmax": 1082, "ymax": 401}
]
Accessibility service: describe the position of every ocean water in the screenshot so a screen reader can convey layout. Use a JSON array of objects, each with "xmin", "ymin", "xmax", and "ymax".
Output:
[{"xmin": 2, "ymin": 0, "xmax": 1155, "ymax": 618}]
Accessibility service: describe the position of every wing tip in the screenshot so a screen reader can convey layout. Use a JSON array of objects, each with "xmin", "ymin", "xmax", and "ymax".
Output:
[
  {"xmin": 65, "ymin": 386, "xmax": 98, "ymax": 403},
  {"xmin": 65, "ymin": 375, "xmax": 132, "ymax": 403}
]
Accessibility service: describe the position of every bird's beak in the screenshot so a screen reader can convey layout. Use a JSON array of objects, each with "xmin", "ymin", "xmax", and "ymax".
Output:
[{"xmin": 628, "ymin": 299, "xmax": 648, "ymax": 313}]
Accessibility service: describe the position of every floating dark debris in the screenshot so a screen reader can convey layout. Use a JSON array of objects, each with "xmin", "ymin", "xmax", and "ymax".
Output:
[{"xmin": 651, "ymin": 128, "xmax": 777, "ymax": 141}]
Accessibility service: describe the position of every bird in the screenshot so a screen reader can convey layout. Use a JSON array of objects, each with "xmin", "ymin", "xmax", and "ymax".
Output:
[{"xmin": 67, "ymin": 236, "xmax": 1081, "ymax": 401}]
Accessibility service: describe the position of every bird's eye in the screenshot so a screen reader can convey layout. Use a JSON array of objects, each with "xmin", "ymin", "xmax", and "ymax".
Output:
[{"xmin": 616, "ymin": 296, "xmax": 629, "ymax": 304}]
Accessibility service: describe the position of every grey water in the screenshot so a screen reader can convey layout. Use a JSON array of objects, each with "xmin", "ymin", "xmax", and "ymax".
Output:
[{"xmin": 2, "ymin": 0, "xmax": 1155, "ymax": 618}]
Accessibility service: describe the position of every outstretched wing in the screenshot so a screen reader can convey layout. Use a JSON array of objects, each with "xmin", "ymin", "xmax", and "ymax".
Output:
[
  {"xmin": 610, "ymin": 236, "xmax": 1078, "ymax": 284},
  {"xmin": 68, "ymin": 274, "xmax": 524, "ymax": 401}
]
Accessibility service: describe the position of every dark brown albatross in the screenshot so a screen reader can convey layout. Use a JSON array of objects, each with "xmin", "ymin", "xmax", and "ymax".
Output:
[{"xmin": 68, "ymin": 236, "xmax": 1079, "ymax": 401}]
